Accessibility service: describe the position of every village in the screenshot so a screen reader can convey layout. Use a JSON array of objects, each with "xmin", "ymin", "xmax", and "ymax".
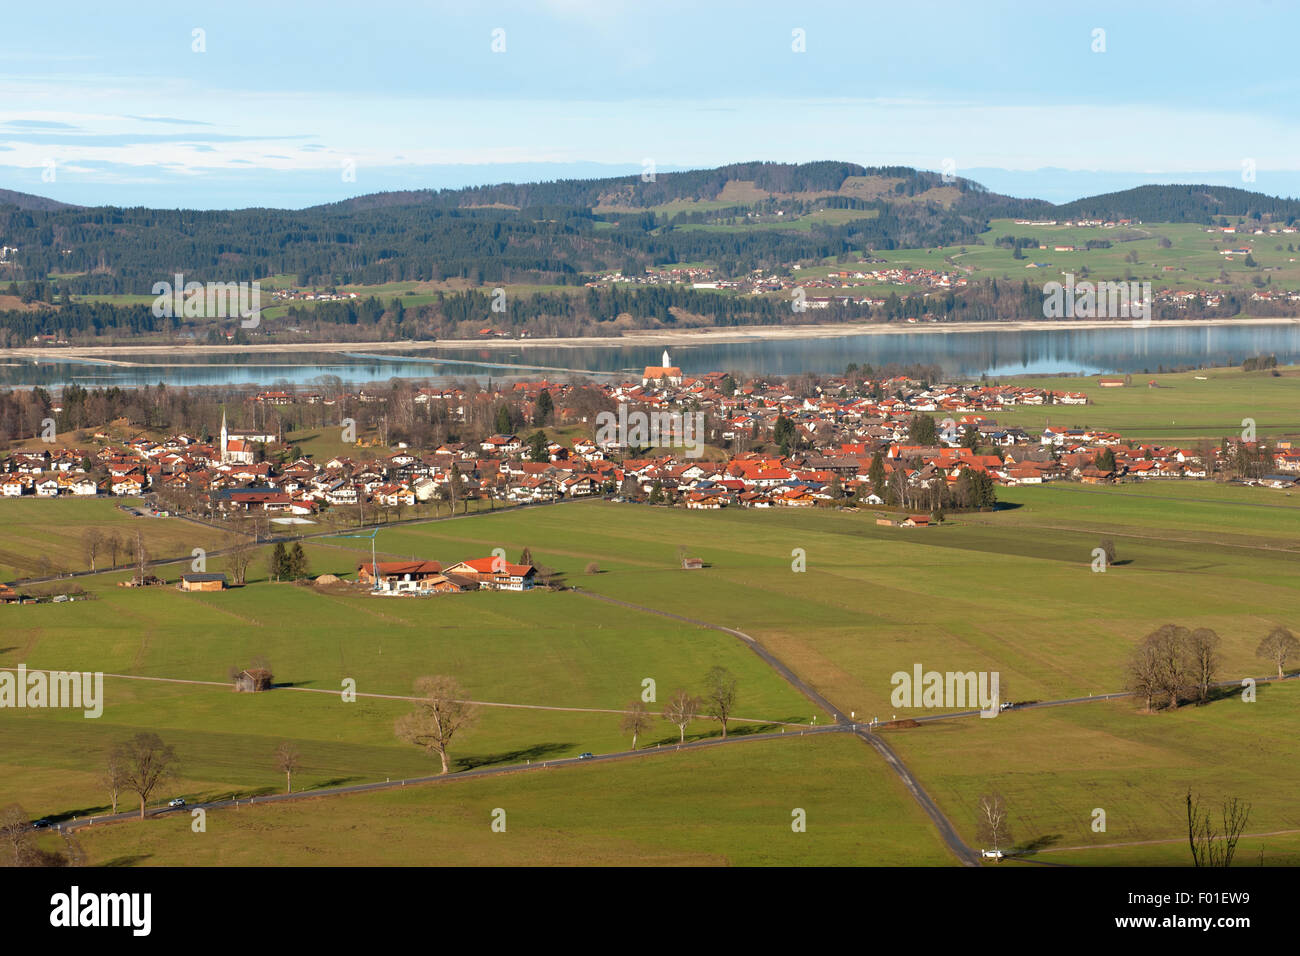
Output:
[{"xmin": 2, "ymin": 354, "xmax": 1296, "ymax": 526}]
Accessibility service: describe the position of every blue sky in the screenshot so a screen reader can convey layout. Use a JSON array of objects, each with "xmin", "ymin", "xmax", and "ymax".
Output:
[{"xmin": 3, "ymin": 0, "xmax": 1299, "ymax": 208}]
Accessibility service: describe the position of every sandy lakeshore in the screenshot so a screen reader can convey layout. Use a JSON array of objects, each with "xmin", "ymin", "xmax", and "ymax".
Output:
[{"xmin": 2, "ymin": 316, "xmax": 1297, "ymax": 365}]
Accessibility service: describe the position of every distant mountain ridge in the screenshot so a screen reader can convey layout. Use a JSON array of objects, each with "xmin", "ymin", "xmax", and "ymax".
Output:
[
  {"xmin": 3, "ymin": 163, "xmax": 1298, "ymax": 296},
  {"xmin": 0, "ymin": 188, "xmax": 78, "ymax": 212},
  {"xmin": 1052, "ymin": 183, "xmax": 1300, "ymax": 223}
]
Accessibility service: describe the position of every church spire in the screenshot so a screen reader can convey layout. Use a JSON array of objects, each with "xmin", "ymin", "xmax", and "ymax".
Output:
[{"xmin": 662, "ymin": 349, "xmax": 671, "ymax": 368}]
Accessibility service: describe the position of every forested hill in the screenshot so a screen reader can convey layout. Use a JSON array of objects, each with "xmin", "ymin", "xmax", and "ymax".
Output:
[
  {"xmin": 1052, "ymin": 184, "xmax": 1300, "ymax": 223},
  {"xmin": 315, "ymin": 161, "xmax": 1039, "ymax": 213},
  {"xmin": 1, "ymin": 162, "xmax": 1297, "ymax": 296},
  {"xmin": 0, "ymin": 188, "xmax": 78, "ymax": 212},
  {"xmin": 0, "ymin": 162, "xmax": 1044, "ymax": 294}
]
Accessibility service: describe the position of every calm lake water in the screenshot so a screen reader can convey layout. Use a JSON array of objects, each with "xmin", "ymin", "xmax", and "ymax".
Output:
[{"xmin": 5, "ymin": 322, "xmax": 1300, "ymax": 389}]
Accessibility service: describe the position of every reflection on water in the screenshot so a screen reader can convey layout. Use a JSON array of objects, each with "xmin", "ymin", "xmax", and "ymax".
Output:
[{"xmin": 5, "ymin": 323, "xmax": 1300, "ymax": 389}]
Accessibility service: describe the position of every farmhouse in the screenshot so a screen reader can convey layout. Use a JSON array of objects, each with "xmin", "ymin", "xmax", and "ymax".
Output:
[
  {"xmin": 357, "ymin": 560, "xmax": 445, "ymax": 594},
  {"xmin": 442, "ymin": 558, "xmax": 537, "ymax": 590}
]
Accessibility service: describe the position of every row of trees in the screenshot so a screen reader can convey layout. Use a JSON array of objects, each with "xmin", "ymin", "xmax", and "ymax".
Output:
[
  {"xmin": 392, "ymin": 666, "xmax": 742, "ymax": 775},
  {"xmin": 620, "ymin": 666, "xmax": 740, "ymax": 748},
  {"xmin": 1126, "ymin": 623, "xmax": 1297, "ymax": 711},
  {"xmin": 268, "ymin": 542, "xmax": 310, "ymax": 581}
]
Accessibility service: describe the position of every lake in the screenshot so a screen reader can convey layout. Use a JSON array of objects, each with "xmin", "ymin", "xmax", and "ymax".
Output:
[{"xmin": 5, "ymin": 321, "xmax": 1300, "ymax": 389}]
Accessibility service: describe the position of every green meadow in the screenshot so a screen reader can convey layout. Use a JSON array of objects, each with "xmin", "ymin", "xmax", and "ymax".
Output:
[
  {"xmin": 794, "ymin": 218, "xmax": 1300, "ymax": 295},
  {"xmin": 0, "ymin": 497, "xmax": 239, "ymax": 581},
  {"xmin": 992, "ymin": 364, "xmax": 1300, "ymax": 443},
  {"xmin": 885, "ymin": 685, "xmax": 1300, "ymax": 866},
  {"xmin": 70, "ymin": 734, "xmax": 954, "ymax": 867},
  {"xmin": 324, "ymin": 497, "xmax": 1298, "ymax": 720},
  {"xmin": 3, "ymin": 479, "xmax": 1296, "ymax": 865}
]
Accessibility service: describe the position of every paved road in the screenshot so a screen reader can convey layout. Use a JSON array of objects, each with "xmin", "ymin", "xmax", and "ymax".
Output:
[
  {"xmin": 569, "ymin": 587, "xmax": 984, "ymax": 866},
  {"xmin": 59, "ymin": 724, "xmax": 844, "ymax": 834}
]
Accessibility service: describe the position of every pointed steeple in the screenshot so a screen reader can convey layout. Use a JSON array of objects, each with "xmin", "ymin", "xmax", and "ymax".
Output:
[{"xmin": 662, "ymin": 349, "xmax": 671, "ymax": 368}]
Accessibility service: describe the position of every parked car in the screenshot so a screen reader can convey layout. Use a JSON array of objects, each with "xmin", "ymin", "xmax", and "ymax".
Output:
[{"xmin": 167, "ymin": 798, "xmax": 186, "ymax": 808}]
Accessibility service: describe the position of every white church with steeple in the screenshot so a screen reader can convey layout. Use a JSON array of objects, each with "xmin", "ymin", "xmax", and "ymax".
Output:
[
  {"xmin": 218, "ymin": 409, "xmax": 255, "ymax": 465},
  {"xmin": 641, "ymin": 349, "xmax": 683, "ymax": 387}
]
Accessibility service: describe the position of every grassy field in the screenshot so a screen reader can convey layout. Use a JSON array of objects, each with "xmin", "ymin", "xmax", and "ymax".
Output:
[
  {"xmin": 68, "ymin": 734, "xmax": 955, "ymax": 866},
  {"xmin": 794, "ymin": 218, "xmax": 1300, "ymax": 295},
  {"xmin": 993, "ymin": 364, "xmax": 1300, "ymax": 442},
  {"xmin": 885, "ymin": 685, "xmax": 1300, "ymax": 866},
  {"xmin": 311, "ymin": 496, "xmax": 1298, "ymax": 721},
  {"xmin": 0, "ymin": 497, "xmax": 240, "ymax": 581},
  {"xmin": 4, "ymin": 480, "xmax": 1296, "ymax": 865}
]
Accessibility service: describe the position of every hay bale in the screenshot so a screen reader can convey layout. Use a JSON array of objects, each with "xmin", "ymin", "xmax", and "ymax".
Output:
[{"xmin": 313, "ymin": 573, "xmax": 340, "ymax": 586}]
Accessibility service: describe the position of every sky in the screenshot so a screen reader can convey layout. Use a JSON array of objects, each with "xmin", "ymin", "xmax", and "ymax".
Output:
[{"xmin": 2, "ymin": 0, "xmax": 1299, "ymax": 209}]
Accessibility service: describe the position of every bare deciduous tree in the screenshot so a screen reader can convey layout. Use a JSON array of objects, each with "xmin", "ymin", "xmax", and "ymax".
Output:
[
  {"xmin": 0, "ymin": 803, "xmax": 37, "ymax": 866},
  {"xmin": 1186, "ymin": 789, "xmax": 1251, "ymax": 867},
  {"xmin": 662, "ymin": 688, "xmax": 701, "ymax": 743},
  {"xmin": 1149, "ymin": 624, "xmax": 1193, "ymax": 710},
  {"xmin": 976, "ymin": 791, "xmax": 1011, "ymax": 853},
  {"xmin": 133, "ymin": 530, "xmax": 148, "ymax": 585},
  {"xmin": 82, "ymin": 528, "xmax": 104, "ymax": 572},
  {"xmin": 620, "ymin": 700, "xmax": 652, "ymax": 750},
  {"xmin": 1186, "ymin": 627, "xmax": 1221, "ymax": 703},
  {"xmin": 274, "ymin": 742, "xmax": 300, "ymax": 794},
  {"xmin": 395, "ymin": 676, "xmax": 478, "ymax": 774},
  {"xmin": 102, "ymin": 750, "xmax": 128, "ymax": 814},
  {"xmin": 1257, "ymin": 626, "xmax": 1299, "ymax": 679},
  {"xmin": 1126, "ymin": 636, "xmax": 1162, "ymax": 711},
  {"xmin": 106, "ymin": 533, "xmax": 123, "ymax": 568},
  {"xmin": 703, "ymin": 666, "xmax": 738, "ymax": 738},
  {"xmin": 113, "ymin": 733, "xmax": 177, "ymax": 819},
  {"xmin": 226, "ymin": 533, "xmax": 256, "ymax": 586}
]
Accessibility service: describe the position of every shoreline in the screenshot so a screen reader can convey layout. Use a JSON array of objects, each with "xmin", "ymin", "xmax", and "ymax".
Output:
[{"xmin": 3, "ymin": 316, "xmax": 1298, "ymax": 364}]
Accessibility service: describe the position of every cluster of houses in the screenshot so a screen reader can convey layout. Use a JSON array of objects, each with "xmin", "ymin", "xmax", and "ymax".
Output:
[
  {"xmin": 3, "ymin": 363, "xmax": 1296, "ymax": 516},
  {"xmin": 356, "ymin": 557, "xmax": 535, "ymax": 595},
  {"xmin": 593, "ymin": 262, "xmax": 967, "ymax": 298}
]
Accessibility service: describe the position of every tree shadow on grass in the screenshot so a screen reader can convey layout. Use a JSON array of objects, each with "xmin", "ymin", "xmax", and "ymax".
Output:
[
  {"xmin": 311, "ymin": 776, "xmax": 364, "ymax": 790},
  {"xmin": 454, "ymin": 742, "xmax": 572, "ymax": 771},
  {"xmin": 50, "ymin": 806, "xmax": 110, "ymax": 823},
  {"xmin": 1013, "ymin": 834, "xmax": 1063, "ymax": 856},
  {"xmin": 101, "ymin": 854, "xmax": 153, "ymax": 867}
]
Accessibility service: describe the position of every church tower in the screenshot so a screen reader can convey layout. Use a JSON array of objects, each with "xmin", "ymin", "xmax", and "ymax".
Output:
[
  {"xmin": 662, "ymin": 349, "xmax": 671, "ymax": 368},
  {"xmin": 219, "ymin": 409, "xmax": 229, "ymax": 464}
]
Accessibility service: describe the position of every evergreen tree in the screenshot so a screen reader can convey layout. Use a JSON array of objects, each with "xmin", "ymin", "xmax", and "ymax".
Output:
[
  {"xmin": 494, "ymin": 404, "xmax": 512, "ymax": 435},
  {"xmin": 533, "ymin": 389, "xmax": 553, "ymax": 425},
  {"xmin": 868, "ymin": 451, "xmax": 887, "ymax": 498},
  {"xmin": 269, "ymin": 542, "xmax": 288, "ymax": 581},
  {"xmin": 288, "ymin": 542, "xmax": 308, "ymax": 580}
]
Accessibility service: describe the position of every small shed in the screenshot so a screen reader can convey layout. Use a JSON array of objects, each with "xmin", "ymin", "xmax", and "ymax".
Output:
[
  {"xmin": 180, "ymin": 572, "xmax": 228, "ymax": 592},
  {"xmin": 234, "ymin": 668, "xmax": 274, "ymax": 693}
]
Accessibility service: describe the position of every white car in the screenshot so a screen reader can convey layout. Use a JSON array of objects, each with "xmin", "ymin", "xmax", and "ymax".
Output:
[
  {"xmin": 981, "ymin": 849, "xmax": 1004, "ymax": 860},
  {"xmin": 167, "ymin": 798, "xmax": 186, "ymax": 808}
]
